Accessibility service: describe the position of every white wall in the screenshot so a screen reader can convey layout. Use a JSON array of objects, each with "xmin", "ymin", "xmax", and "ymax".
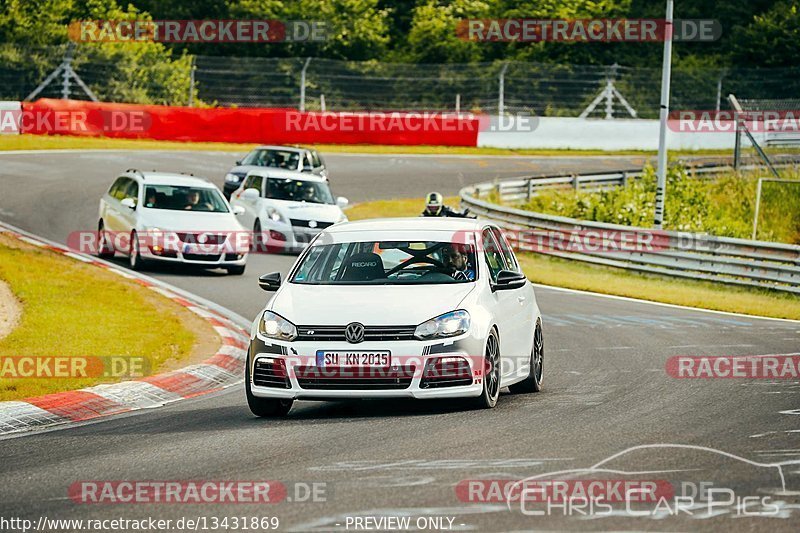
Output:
[
  {"xmin": 0, "ymin": 101, "xmax": 21, "ymax": 135},
  {"xmin": 477, "ymin": 116, "xmax": 767, "ymax": 151}
]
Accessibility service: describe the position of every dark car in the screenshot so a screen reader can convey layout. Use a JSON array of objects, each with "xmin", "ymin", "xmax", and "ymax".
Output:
[{"xmin": 223, "ymin": 145, "xmax": 328, "ymax": 198}]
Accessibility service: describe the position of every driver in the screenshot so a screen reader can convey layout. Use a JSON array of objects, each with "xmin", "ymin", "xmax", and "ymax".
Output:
[
  {"xmin": 442, "ymin": 243, "xmax": 475, "ymax": 281},
  {"xmin": 184, "ymin": 190, "xmax": 212, "ymax": 211}
]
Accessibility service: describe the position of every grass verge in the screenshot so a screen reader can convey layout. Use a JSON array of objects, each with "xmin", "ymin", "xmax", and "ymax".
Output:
[
  {"xmin": 345, "ymin": 199, "xmax": 800, "ymax": 321},
  {"xmin": 0, "ymin": 233, "xmax": 220, "ymax": 400},
  {"xmin": 0, "ymin": 134, "xmax": 746, "ymax": 157}
]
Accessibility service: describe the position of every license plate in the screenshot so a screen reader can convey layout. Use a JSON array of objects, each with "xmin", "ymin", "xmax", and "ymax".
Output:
[
  {"xmin": 316, "ymin": 351, "xmax": 390, "ymax": 368},
  {"xmin": 182, "ymin": 243, "xmax": 216, "ymax": 254}
]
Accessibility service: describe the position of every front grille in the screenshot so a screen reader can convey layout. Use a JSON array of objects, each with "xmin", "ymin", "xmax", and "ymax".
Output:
[
  {"xmin": 296, "ymin": 325, "xmax": 417, "ymax": 342},
  {"xmin": 290, "ymin": 219, "xmax": 334, "ymax": 229},
  {"xmin": 420, "ymin": 357, "xmax": 473, "ymax": 389},
  {"xmin": 176, "ymin": 233, "xmax": 228, "ymax": 245},
  {"xmin": 295, "ymin": 365, "xmax": 416, "ymax": 390},
  {"xmin": 183, "ymin": 253, "xmax": 221, "ymax": 262},
  {"xmin": 253, "ymin": 358, "xmax": 290, "ymax": 388}
]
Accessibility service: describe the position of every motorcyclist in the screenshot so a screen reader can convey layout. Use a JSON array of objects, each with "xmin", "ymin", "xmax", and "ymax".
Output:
[{"xmin": 421, "ymin": 192, "xmax": 474, "ymax": 218}]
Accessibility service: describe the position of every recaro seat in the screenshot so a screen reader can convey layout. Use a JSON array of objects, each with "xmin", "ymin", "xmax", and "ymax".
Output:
[{"xmin": 339, "ymin": 252, "xmax": 385, "ymax": 281}]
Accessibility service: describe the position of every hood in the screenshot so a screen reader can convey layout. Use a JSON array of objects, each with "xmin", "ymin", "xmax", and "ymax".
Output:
[
  {"xmin": 273, "ymin": 201, "xmax": 343, "ymax": 222},
  {"xmin": 139, "ymin": 210, "xmax": 245, "ymax": 232},
  {"xmin": 269, "ymin": 283, "xmax": 476, "ymax": 326}
]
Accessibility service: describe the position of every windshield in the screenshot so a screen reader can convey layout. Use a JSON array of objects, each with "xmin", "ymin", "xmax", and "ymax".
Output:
[
  {"xmin": 241, "ymin": 149, "xmax": 302, "ymax": 170},
  {"xmin": 291, "ymin": 241, "xmax": 478, "ymax": 285},
  {"xmin": 143, "ymin": 185, "xmax": 229, "ymax": 213},
  {"xmin": 267, "ymin": 177, "xmax": 334, "ymax": 205}
]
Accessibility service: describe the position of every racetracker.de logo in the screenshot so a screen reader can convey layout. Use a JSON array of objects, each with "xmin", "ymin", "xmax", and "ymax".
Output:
[
  {"xmin": 668, "ymin": 110, "xmax": 800, "ymax": 133},
  {"xmin": 69, "ymin": 481, "xmax": 286, "ymax": 504},
  {"xmin": 69, "ymin": 20, "xmax": 328, "ymax": 43},
  {"xmin": 667, "ymin": 354, "xmax": 800, "ymax": 379},
  {"xmin": 458, "ymin": 19, "xmax": 721, "ymax": 42},
  {"xmin": 0, "ymin": 109, "xmax": 150, "ymax": 134}
]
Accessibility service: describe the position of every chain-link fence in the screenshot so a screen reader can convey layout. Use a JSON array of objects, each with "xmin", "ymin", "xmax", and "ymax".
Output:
[{"xmin": 3, "ymin": 43, "xmax": 800, "ymax": 119}]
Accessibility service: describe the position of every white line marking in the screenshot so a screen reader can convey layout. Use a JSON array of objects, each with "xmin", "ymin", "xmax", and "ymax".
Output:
[{"xmin": 533, "ymin": 282, "xmax": 800, "ymax": 324}]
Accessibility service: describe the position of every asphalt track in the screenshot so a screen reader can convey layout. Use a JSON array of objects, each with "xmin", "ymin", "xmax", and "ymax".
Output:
[{"xmin": 1, "ymin": 150, "xmax": 800, "ymax": 531}]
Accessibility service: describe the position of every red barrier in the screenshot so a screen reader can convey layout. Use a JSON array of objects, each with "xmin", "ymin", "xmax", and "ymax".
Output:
[{"xmin": 20, "ymin": 99, "xmax": 481, "ymax": 146}]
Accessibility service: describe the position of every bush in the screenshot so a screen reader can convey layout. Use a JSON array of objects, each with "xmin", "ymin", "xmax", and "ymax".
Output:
[{"xmin": 519, "ymin": 166, "xmax": 800, "ymax": 244}]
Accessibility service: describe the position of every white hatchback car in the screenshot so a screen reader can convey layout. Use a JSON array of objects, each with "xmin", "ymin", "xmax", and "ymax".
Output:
[
  {"xmin": 245, "ymin": 217, "xmax": 544, "ymax": 417},
  {"xmin": 97, "ymin": 170, "xmax": 249, "ymax": 274},
  {"xmin": 229, "ymin": 168, "xmax": 349, "ymax": 253}
]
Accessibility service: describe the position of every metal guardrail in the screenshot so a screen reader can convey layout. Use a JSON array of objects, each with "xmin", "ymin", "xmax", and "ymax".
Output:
[{"xmin": 460, "ymin": 158, "xmax": 800, "ymax": 294}]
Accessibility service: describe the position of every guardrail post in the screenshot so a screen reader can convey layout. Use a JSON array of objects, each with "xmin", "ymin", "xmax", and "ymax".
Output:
[
  {"xmin": 572, "ymin": 175, "xmax": 580, "ymax": 190},
  {"xmin": 526, "ymin": 179, "xmax": 534, "ymax": 201},
  {"xmin": 621, "ymin": 171, "xmax": 628, "ymax": 188}
]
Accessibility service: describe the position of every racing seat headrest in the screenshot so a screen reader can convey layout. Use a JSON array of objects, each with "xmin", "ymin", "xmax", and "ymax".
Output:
[{"xmin": 340, "ymin": 252, "xmax": 385, "ymax": 281}]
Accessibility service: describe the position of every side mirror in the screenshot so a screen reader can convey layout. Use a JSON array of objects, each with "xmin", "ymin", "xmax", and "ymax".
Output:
[
  {"xmin": 493, "ymin": 270, "xmax": 527, "ymax": 291},
  {"xmin": 235, "ymin": 159, "xmax": 242, "ymax": 165},
  {"xmin": 336, "ymin": 196, "xmax": 349, "ymax": 209},
  {"xmin": 258, "ymin": 272, "xmax": 282, "ymax": 292},
  {"xmin": 120, "ymin": 197, "xmax": 136, "ymax": 210},
  {"xmin": 232, "ymin": 205, "xmax": 246, "ymax": 216},
  {"xmin": 242, "ymin": 188, "xmax": 260, "ymax": 201}
]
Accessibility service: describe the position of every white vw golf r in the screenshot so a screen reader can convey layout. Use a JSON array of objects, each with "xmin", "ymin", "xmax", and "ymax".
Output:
[{"xmin": 245, "ymin": 217, "xmax": 544, "ymax": 416}]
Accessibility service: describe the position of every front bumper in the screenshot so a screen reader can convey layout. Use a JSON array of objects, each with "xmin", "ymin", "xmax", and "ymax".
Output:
[
  {"xmin": 247, "ymin": 335, "xmax": 485, "ymax": 400},
  {"xmin": 140, "ymin": 246, "xmax": 247, "ymax": 267},
  {"xmin": 261, "ymin": 222, "xmax": 328, "ymax": 253}
]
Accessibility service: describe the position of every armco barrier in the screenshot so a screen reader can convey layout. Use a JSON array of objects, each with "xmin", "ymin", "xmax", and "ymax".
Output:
[
  {"xmin": 461, "ymin": 161, "xmax": 800, "ymax": 294},
  {"xmin": 20, "ymin": 99, "xmax": 481, "ymax": 146}
]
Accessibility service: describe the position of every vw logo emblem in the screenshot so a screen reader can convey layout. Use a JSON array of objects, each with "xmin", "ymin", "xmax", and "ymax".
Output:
[
  {"xmin": 345, "ymin": 322, "xmax": 365, "ymax": 344},
  {"xmin": 198, "ymin": 233, "xmax": 209, "ymax": 244},
  {"xmin": 308, "ymin": 220, "xmax": 317, "ymax": 228}
]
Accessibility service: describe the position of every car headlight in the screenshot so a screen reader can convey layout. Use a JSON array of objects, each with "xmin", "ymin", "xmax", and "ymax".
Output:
[
  {"xmin": 225, "ymin": 173, "xmax": 242, "ymax": 184},
  {"xmin": 266, "ymin": 207, "xmax": 285, "ymax": 223},
  {"xmin": 414, "ymin": 310, "xmax": 470, "ymax": 340},
  {"xmin": 259, "ymin": 311, "xmax": 297, "ymax": 341}
]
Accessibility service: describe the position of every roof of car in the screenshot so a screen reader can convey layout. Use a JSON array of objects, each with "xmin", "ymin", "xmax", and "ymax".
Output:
[
  {"xmin": 252, "ymin": 145, "xmax": 309, "ymax": 152},
  {"xmin": 245, "ymin": 167, "xmax": 328, "ymax": 182},
  {"xmin": 325, "ymin": 217, "xmax": 487, "ymax": 234},
  {"xmin": 131, "ymin": 172, "xmax": 216, "ymax": 188}
]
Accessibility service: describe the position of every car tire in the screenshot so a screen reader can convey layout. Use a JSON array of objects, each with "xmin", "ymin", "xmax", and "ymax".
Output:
[
  {"xmin": 245, "ymin": 361, "xmax": 293, "ymax": 417},
  {"xmin": 509, "ymin": 321, "xmax": 544, "ymax": 394},
  {"xmin": 128, "ymin": 230, "xmax": 147, "ymax": 271},
  {"xmin": 471, "ymin": 331, "xmax": 501, "ymax": 409},
  {"xmin": 97, "ymin": 222, "xmax": 115, "ymax": 259},
  {"xmin": 226, "ymin": 264, "xmax": 246, "ymax": 276},
  {"xmin": 252, "ymin": 220, "xmax": 264, "ymax": 253}
]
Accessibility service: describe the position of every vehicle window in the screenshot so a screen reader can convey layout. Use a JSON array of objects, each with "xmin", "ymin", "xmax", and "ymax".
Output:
[
  {"xmin": 304, "ymin": 152, "xmax": 314, "ymax": 170},
  {"xmin": 266, "ymin": 178, "xmax": 335, "ymax": 205},
  {"xmin": 124, "ymin": 180, "xmax": 139, "ymax": 203},
  {"xmin": 108, "ymin": 177, "xmax": 127, "ymax": 199},
  {"xmin": 241, "ymin": 149, "xmax": 301, "ymax": 171},
  {"xmin": 491, "ymin": 227, "xmax": 520, "ymax": 273},
  {"xmin": 482, "ymin": 229, "xmax": 507, "ymax": 283},
  {"xmin": 291, "ymin": 241, "xmax": 477, "ymax": 285},
  {"xmin": 310, "ymin": 150, "xmax": 322, "ymax": 168},
  {"xmin": 143, "ymin": 185, "xmax": 229, "ymax": 213},
  {"xmin": 242, "ymin": 174, "xmax": 263, "ymax": 194}
]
